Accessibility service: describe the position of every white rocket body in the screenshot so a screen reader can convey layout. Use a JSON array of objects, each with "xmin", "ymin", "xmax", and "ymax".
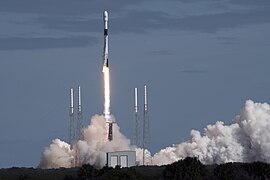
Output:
[{"xmin": 103, "ymin": 11, "xmax": 109, "ymax": 67}]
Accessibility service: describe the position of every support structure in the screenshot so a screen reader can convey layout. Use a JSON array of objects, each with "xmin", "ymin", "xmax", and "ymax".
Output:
[
  {"xmin": 133, "ymin": 88, "xmax": 141, "ymax": 147},
  {"xmin": 142, "ymin": 85, "xmax": 150, "ymax": 165}
]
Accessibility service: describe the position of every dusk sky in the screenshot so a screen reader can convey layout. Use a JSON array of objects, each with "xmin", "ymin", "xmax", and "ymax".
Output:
[{"xmin": 0, "ymin": 0, "xmax": 270, "ymax": 168}]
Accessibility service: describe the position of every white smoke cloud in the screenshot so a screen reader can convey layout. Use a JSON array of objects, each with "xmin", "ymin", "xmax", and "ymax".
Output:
[
  {"xmin": 39, "ymin": 115, "xmax": 137, "ymax": 169},
  {"xmin": 76, "ymin": 115, "xmax": 132, "ymax": 167},
  {"xmin": 40, "ymin": 100, "xmax": 270, "ymax": 168},
  {"xmin": 153, "ymin": 100, "xmax": 270, "ymax": 165},
  {"xmin": 135, "ymin": 147, "xmax": 152, "ymax": 165},
  {"xmin": 38, "ymin": 139, "xmax": 74, "ymax": 169}
]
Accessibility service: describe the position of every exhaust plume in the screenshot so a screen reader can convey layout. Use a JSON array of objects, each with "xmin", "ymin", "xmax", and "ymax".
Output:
[
  {"xmin": 39, "ymin": 115, "xmax": 149, "ymax": 168},
  {"xmin": 38, "ymin": 139, "xmax": 74, "ymax": 169},
  {"xmin": 103, "ymin": 66, "xmax": 110, "ymax": 119},
  {"xmin": 153, "ymin": 100, "xmax": 270, "ymax": 165},
  {"xmin": 40, "ymin": 100, "xmax": 270, "ymax": 168}
]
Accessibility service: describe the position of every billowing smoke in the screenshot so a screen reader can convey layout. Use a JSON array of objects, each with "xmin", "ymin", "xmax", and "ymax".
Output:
[
  {"xmin": 153, "ymin": 100, "xmax": 270, "ymax": 165},
  {"xmin": 38, "ymin": 139, "xmax": 74, "ymax": 169},
  {"xmin": 39, "ymin": 115, "xmax": 149, "ymax": 168},
  {"xmin": 40, "ymin": 100, "xmax": 270, "ymax": 168},
  {"xmin": 75, "ymin": 115, "xmax": 131, "ymax": 167}
]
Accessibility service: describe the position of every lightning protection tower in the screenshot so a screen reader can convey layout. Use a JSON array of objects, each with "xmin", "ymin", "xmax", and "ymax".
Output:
[
  {"xmin": 142, "ymin": 85, "xmax": 151, "ymax": 165},
  {"xmin": 69, "ymin": 88, "xmax": 76, "ymax": 146},
  {"xmin": 133, "ymin": 88, "xmax": 141, "ymax": 147},
  {"xmin": 77, "ymin": 85, "xmax": 83, "ymax": 141},
  {"xmin": 74, "ymin": 85, "xmax": 83, "ymax": 167}
]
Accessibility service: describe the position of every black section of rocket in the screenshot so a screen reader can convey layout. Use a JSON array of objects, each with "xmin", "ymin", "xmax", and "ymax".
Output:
[{"xmin": 103, "ymin": 11, "xmax": 109, "ymax": 67}]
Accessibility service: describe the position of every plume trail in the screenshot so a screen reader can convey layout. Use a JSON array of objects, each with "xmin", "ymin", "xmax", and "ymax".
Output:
[
  {"xmin": 102, "ymin": 66, "xmax": 110, "ymax": 120},
  {"xmin": 39, "ymin": 100, "xmax": 270, "ymax": 168}
]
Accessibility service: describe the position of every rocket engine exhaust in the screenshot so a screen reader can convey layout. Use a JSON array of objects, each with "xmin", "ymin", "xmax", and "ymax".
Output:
[{"xmin": 103, "ymin": 66, "xmax": 110, "ymax": 120}]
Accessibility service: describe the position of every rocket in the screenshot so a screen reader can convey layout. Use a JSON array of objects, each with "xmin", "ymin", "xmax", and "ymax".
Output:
[{"xmin": 103, "ymin": 11, "xmax": 109, "ymax": 67}]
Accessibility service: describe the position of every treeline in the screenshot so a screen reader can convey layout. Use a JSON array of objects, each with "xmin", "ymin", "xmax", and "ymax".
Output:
[
  {"xmin": 163, "ymin": 157, "xmax": 270, "ymax": 180},
  {"xmin": 1, "ymin": 157, "xmax": 270, "ymax": 180}
]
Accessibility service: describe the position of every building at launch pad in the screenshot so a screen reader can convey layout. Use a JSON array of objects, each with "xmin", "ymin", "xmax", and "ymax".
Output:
[{"xmin": 106, "ymin": 151, "xmax": 136, "ymax": 168}]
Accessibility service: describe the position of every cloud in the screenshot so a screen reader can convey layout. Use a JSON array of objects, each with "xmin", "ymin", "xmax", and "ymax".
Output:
[
  {"xmin": 153, "ymin": 100, "xmax": 270, "ymax": 165},
  {"xmin": 1, "ymin": 1, "xmax": 269, "ymax": 36},
  {"xmin": 36, "ymin": 16, "xmax": 100, "ymax": 33},
  {"xmin": 181, "ymin": 70, "xmax": 206, "ymax": 74},
  {"xmin": 131, "ymin": 8, "xmax": 270, "ymax": 33},
  {"xmin": 0, "ymin": 36, "xmax": 97, "ymax": 50},
  {"xmin": 35, "ymin": 6, "xmax": 270, "ymax": 34},
  {"xmin": 120, "ymin": 1, "xmax": 270, "ymax": 33},
  {"xmin": 0, "ymin": 1, "xmax": 269, "ymax": 49},
  {"xmin": 0, "ymin": 0, "xmax": 145, "ymax": 15},
  {"xmin": 216, "ymin": 37, "xmax": 236, "ymax": 41},
  {"xmin": 215, "ymin": 36, "xmax": 237, "ymax": 45},
  {"xmin": 150, "ymin": 50, "xmax": 173, "ymax": 56},
  {"xmin": 229, "ymin": 0, "xmax": 270, "ymax": 7}
]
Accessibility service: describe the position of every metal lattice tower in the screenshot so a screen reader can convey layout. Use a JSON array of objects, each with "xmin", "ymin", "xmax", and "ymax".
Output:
[
  {"xmin": 77, "ymin": 85, "xmax": 83, "ymax": 141},
  {"xmin": 143, "ymin": 85, "xmax": 151, "ymax": 165},
  {"xmin": 75, "ymin": 85, "xmax": 83, "ymax": 167},
  {"xmin": 133, "ymin": 88, "xmax": 141, "ymax": 147},
  {"xmin": 69, "ymin": 88, "xmax": 76, "ymax": 146}
]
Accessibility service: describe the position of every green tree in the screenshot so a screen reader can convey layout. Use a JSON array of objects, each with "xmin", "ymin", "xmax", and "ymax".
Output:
[
  {"xmin": 243, "ymin": 161, "xmax": 270, "ymax": 179},
  {"xmin": 77, "ymin": 164, "xmax": 98, "ymax": 180},
  {"xmin": 214, "ymin": 162, "xmax": 251, "ymax": 180},
  {"xmin": 100, "ymin": 166, "xmax": 143, "ymax": 180},
  {"xmin": 18, "ymin": 174, "xmax": 28, "ymax": 180},
  {"xmin": 163, "ymin": 157, "xmax": 211, "ymax": 180}
]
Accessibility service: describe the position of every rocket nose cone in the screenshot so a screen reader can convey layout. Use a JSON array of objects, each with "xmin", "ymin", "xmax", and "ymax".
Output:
[{"xmin": 103, "ymin": 11, "xmax": 108, "ymax": 20}]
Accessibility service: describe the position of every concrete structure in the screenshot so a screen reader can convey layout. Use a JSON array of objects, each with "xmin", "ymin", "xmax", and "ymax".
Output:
[{"xmin": 106, "ymin": 151, "xmax": 136, "ymax": 168}]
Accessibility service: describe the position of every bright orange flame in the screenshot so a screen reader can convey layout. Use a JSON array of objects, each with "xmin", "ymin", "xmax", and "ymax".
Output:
[{"xmin": 103, "ymin": 66, "xmax": 110, "ymax": 120}]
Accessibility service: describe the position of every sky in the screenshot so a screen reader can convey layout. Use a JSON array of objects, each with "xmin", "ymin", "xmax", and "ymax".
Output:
[{"xmin": 0, "ymin": 0, "xmax": 270, "ymax": 168}]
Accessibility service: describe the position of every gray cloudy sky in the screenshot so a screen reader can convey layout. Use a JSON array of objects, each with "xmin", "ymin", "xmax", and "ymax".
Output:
[{"xmin": 0, "ymin": 0, "xmax": 270, "ymax": 168}]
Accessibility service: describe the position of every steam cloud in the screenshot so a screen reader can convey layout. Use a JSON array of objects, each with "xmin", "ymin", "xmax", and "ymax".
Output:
[
  {"xmin": 153, "ymin": 100, "xmax": 270, "ymax": 165},
  {"xmin": 39, "ymin": 100, "xmax": 270, "ymax": 168},
  {"xmin": 39, "ymin": 115, "xmax": 150, "ymax": 168}
]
